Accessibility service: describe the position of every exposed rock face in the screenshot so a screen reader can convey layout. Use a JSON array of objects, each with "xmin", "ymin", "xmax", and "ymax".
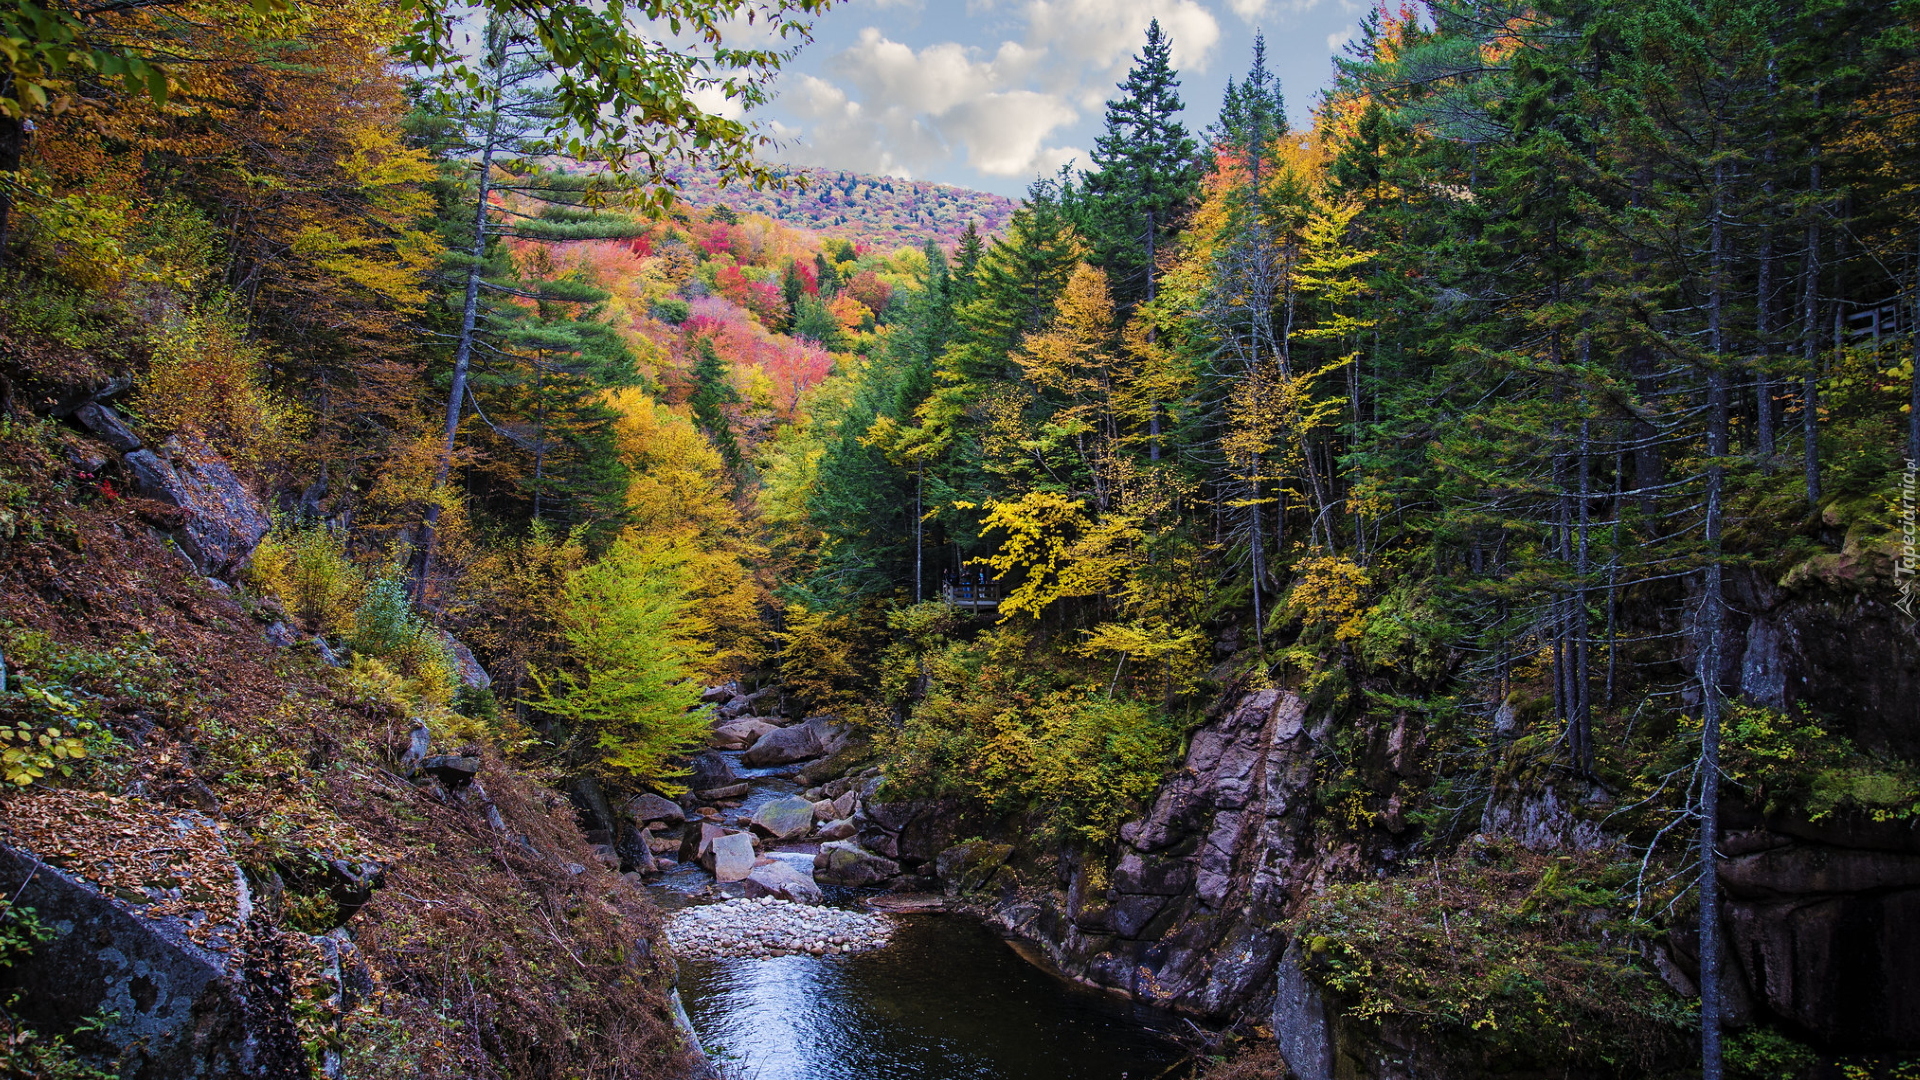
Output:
[
  {"xmin": 1271, "ymin": 945, "xmax": 1335, "ymax": 1080},
  {"xmin": 73, "ymin": 401, "xmax": 142, "ymax": 451},
  {"xmin": 434, "ymin": 631, "xmax": 491, "ymax": 692},
  {"xmin": 0, "ymin": 833, "xmax": 302, "ymax": 1077},
  {"xmin": 124, "ymin": 437, "xmax": 270, "ymax": 578},
  {"xmin": 982, "ymin": 690, "xmax": 1337, "ymax": 1019},
  {"xmin": 1720, "ymin": 820, "xmax": 1920, "ymax": 1049},
  {"xmin": 934, "ymin": 841, "xmax": 1012, "ymax": 896}
]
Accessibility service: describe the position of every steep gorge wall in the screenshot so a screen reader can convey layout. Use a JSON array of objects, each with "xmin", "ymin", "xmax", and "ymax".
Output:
[{"xmin": 883, "ymin": 562, "xmax": 1920, "ymax": 1075}]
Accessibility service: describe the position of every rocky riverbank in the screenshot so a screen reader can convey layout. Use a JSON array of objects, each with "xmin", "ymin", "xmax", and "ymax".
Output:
[{"xmin": 666, "ymin": 897, "xmax": 893, "ymax": 960}]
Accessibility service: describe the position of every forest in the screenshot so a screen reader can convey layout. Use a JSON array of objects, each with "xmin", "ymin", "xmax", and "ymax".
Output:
[{"xmin": 0, "ymin": 0, "xmax": 1916, "ymax": 1077}]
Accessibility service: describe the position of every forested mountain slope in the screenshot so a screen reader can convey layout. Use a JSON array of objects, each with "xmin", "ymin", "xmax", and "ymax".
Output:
[{"xmin": 663, "ymin": 162, "xmax": 1019, "ymax": 250}]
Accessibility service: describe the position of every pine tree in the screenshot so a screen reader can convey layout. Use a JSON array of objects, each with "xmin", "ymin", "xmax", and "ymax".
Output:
[{"xmin": 411, "ymin": 12, "xmax": 649, "ymax": 601}]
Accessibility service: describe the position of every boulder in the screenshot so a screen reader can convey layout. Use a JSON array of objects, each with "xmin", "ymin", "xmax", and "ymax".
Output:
[
  {"xmin": 710, "ymin": 718, "xmax": 777, "ymax": 750},
  {"xmin": 304, "ymin": 637, "xmax": 344, "ymax": 667},
  {"xmin": 814, "ymin": 841, "xmax": 901, "ymax": 887},
  {"xmin": 418, "ymin": 755, "xmax": 480, "ymax": 787},
  {"xmin": 686, "ymin": 751, "xmax": 737, "ymax": 792},
  {"xmin": 708, "ymin": 832, "xmax": 757, "ymax": 883},
  {"xmin": 0, "ymin": 800, "xmax": 302, "ymax": 1076},
  {"xmin": 124, "ymin": 436, "xmax": 270, "ymax": 578},
  {"xmin": 832, "ymin": 790, "xmax": 858, "ymax": 820},
  {"xmin": 682, "ymin": 822, "xmax": 731, "ymax": 864},
  {"xmin": 934, "ymin": 841, "xmax": 1013, "ymax": 895},
  {"xmin": 748, "ymin": 795, "xmax": 816, "ymax": 842},
  {"xmin": 741, "ymin": 715, "xmax": 846, "ymax": 768},
  {"xmin": 811, "ymin": 799, "xmax": 838, "ymax": 821},
  {"xmin": 694, "ymin": 783, "xmax": 749, "ymax": 801},
  {"xmin": 742, "ymin": 861, "xmax": 825, "ymax": 904},
  {"xmin": 626, "ymin": 793, "xmax": 686, "ymax": 828},
  {"xmin": 433, "ymin": 631, "xmax": 491, "ymax": 691},
  {"xmin": 72, "ymin": 401, "xmax": 142, "ymax": 452},
  {"xmin": 264, "ymin": 620, "xmax": 299, "ymax": 647},
  {"xmin": 816, "ymin": 818, "xmax": 857, "ymax": 841},
  {"xmin": 700, "ymin": 683, "xmax": 738, "ymax": 705}
]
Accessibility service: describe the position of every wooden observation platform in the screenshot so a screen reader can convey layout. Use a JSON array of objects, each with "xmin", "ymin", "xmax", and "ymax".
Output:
[{"xmin": 943, "ymin": 580, "xmax": 1001, "ymax": 612}]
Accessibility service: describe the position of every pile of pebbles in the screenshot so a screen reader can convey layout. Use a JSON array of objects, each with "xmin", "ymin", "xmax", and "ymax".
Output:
[{"xmin": 666, "ymin": 897, "xmax": 892, "ymax": 960}]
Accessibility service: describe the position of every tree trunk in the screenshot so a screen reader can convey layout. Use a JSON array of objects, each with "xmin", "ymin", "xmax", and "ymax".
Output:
[
  {"xmin": 0, "ymin": 97, "xmax": 24, "ymax": 269},
  {"xmin": 1801, "ymin": 159, "xmax": 1822, "ymax": 512},
  {"xmin": 1909, "ymin": 231, "xmax": 1920, "ymax": 463},
  {"xmin": 1699, "ymin": 162, "xmax": 1731, "ymax": 1080},
  {"xmin": 412, "ymin": 91, "xmax": 503, "ymax": 603}
]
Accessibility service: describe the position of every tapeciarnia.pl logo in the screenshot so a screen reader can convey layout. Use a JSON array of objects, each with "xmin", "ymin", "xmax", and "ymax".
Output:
[{"xmin": 1899, "ymin": 457, "xmax": 1919, "ymax": 618}]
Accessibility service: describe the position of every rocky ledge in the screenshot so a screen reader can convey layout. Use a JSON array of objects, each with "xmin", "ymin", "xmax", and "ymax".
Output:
[{"xmin": 666, "ymin": 897, "xmax": 892, "ymax": 960}]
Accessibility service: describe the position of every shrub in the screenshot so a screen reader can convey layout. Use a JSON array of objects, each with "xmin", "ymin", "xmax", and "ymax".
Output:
[
  {"xmin": 249, "ymin": 520, "xmax": 364, "ymax": 631},
  {"xmin": 1722, "ymin": 702, "xmax": 1920, "ymax": 823},
  {"xmin": 349, "ymin": 573, "xmax": 455, "ymax": 706},
  {"xmin": 134, "ymin": 305, "xmax": 296, "ymax": 464},
  {"xmin": 877, "ymin": 626, "xmax": 1184, "ymax": 842},
  {"xmin": 1727, "ymin": 1027, "xmax": 1819, "ymax": 1080}
]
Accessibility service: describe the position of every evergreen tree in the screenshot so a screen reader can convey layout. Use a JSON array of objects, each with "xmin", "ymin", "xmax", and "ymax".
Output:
[
  {"xmin": 1083, "ymin": 19, "xmax": 1201, "ymax": 307},
  {"xmin": 411, "ymin": 12, "xmax": 649, "ymax": 599},
  {"xmin": 686, "ymin": 335, "xmax": 742, "ymax": 468}
]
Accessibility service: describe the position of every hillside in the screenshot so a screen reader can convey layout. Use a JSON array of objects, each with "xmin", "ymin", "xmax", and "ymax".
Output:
[{"xmin": 663, "ymin": 162, "xmax": 1018, "ymax": 251}]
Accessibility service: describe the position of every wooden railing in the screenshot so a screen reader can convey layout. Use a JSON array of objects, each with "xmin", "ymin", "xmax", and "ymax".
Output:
[{"xmin": 942, "ymin": 580, "xmax": 1001, "ymax": 611}]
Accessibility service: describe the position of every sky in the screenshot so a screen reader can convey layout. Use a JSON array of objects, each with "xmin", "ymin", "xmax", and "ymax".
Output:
[{"xmin": 706, "ymin": 0, "xmax": 1374, "ymax": 197}]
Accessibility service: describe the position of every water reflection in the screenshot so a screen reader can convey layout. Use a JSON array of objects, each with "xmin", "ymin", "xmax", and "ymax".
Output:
[{"xmin": 682, "ymin": 914, "xmax": 1187, "ymax": 1080}]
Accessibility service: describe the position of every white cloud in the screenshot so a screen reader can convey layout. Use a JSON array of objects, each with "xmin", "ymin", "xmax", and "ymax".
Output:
[
  {"xmin": 766, "ymin": 1, "xmax": 1226, "ymax": 187},
  {"xmin": 943, "ymin": 90, "xmax": 1080, "ymax": 175},
  {"xmin": 1227, "ymin": 0, "xmax": 1336, "ymax": 20},
  {"xmin": 687, "ymin": 81, "xmax": 745, "ymax": 122},
  {"xmin": 833, "ymin": 28, "xmax": 1041, "ymax": 114},
  {"xmin": 771, "ymin": 32, "xmax": 1079, "ymax": 181},
  {"xmin": 1022, "ymin": 0, "xmax": 1221, "ymax": 73},
  {"xmin": 1325, "ymin": 23, "xmax": 1357, "ymax": 52}
]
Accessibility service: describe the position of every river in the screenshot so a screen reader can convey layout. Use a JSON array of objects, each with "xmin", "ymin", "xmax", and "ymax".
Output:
[{"xmin": 649, "ymin": 748, "xmax": 1191, "ymax": 1080}]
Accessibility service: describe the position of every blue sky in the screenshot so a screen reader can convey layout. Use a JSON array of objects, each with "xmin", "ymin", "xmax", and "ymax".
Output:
[{"xmin": 704, "ymin": 0, "xmax": 1371, "ymax": 197}]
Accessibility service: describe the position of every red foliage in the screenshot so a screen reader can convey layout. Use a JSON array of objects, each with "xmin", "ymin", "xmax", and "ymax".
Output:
[
  {"xmin": 790, "ymin": 259, "xmax": 819, "ymax": 296},
  {"xmin": 677, "ymin": 297, "xmax": 832, "ymax": 419},
  {"xmin": 844, "ymin": 270, "xmax": 892, "ymax": 319},
  {"xmin": 713, "ymin": 264, "xmax": 786, "ymax": 329},
  {"xmin": 697, "ymin": 223, "xmax": 735, "ymax": 257}
]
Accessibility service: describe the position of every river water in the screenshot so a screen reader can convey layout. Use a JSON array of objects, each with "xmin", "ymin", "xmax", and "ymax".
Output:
[
  {"xmin": 680, "ymin": 913, "xmax": 1188, "ymax": 1080},
  {"xmin": 655, "ymin": 749, "xmax": 1190, "ymax": 1080}
]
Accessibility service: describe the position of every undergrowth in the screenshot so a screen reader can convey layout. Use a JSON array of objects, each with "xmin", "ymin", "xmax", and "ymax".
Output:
[{"xmin": 1287, "ymin": 842, "xmax": 1694, "ymax": 1072}]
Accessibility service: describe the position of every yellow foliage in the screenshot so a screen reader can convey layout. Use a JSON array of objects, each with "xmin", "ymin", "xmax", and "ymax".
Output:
[
  {"xmin": 248, "ymin": 520, "xmax": 366, "ymax": 631},
  {"xmin": 135, "ymin": 307, "xmax": 301, "ymax": 465},
  {"xmin": 607, "ymin": 387, "xmax": 768, "ymax": 675},
  {"xmin": 1289, "ymin": 555, "xmax": 1373, "ymax": 641}
]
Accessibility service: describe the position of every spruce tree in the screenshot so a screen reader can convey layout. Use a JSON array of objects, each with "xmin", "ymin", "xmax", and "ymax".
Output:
[
  {"xmin": 1084, "ymin": 19, "xmax": 1201, "ymax": 307},
  {"xmin": 687, "ymin": 336, "xmax": 742, "ymax": 468}
]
